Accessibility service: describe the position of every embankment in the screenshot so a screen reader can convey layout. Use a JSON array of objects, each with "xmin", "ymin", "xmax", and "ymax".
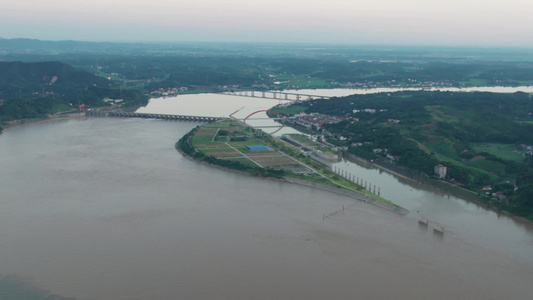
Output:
[{"xmin": 177, "ymin": 137, "xmax": 408, "ymax": 216}]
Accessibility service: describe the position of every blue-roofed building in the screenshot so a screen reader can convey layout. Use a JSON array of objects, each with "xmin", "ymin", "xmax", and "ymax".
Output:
[{"xmin": 246, "ymin": 145, "xmax": 269, "ymax": 151}]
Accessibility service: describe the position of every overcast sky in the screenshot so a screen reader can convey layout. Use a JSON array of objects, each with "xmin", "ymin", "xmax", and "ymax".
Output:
[{"xmin": 3, "ymin": 0, "xmax": 533, "ymax": 46}]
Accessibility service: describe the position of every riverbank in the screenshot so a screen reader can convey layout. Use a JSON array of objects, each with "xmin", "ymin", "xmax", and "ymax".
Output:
[
  {"xmin": 177, "ymin": 140, "xmax": 408, "ymax": 215},
  {"xmin": 342, "ymin": 152, "xmax": 533, "ymax": 225},
  {"xmin": 284, "ymin": 177, "xmax": 408, "ymax": 215},
  {"xmin": 0, "ymin": 112, "xmax": 86, "ymax": 133},
  {"xmin": 176, "ymin": 121, "xmax": 408, "ymax": 215}
]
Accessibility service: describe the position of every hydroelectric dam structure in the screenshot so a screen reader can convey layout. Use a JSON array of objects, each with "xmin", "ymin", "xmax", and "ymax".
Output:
[{"xmin": 85, "ymin": 111, "xmax": 222, "ymax": 122}]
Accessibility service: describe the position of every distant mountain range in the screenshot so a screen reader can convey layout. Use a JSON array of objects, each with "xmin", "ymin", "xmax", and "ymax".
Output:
[{"xmin": 0, "ymin": 37, "xmax": 133, "ymax": 53}]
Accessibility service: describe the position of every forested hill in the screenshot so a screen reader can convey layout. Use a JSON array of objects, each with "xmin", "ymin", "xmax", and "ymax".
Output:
[
  {"xmin": 0, "ymin": 61, "xmax": 148, "ymax": 124},
  {"xmin": 276, "ymin": 91, "xmax": 533, "ymax": 219},
  {"xmin": 0, "ymin": 61, "xmax": 111, "ymax": 97}
]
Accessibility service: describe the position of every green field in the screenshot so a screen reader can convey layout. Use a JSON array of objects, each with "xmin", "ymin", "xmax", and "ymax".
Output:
[
  {"xmin": 271, "ymin": 74, "xmax": 329, "ymax": 89},
  {"xmin": 472, "ymin": 143, "xmax": 524, "ymax": 162},
  {"xmin": 285, "ymin": 133, "xmax": 319, "ymax": 146},
  {"xmin": 180, "ymin": 119, "xmax": 399, "ymax": 208},
  {"xmin": 459, "ymin": 78, "xmax": 489, "ymax": 86},
  {"xmin": 317, "ymin": 146, "xmax": 337, "ymax": 156},
  {"xmin": 191, "ymin": 135, "xmax": 216, "ymax": 146},
  {"xmin": 425, "ymin": 138, "xmax": 460, "ymax": 160},
  {"xmin": 469, "ymin": 157, "xmax": 507, "ymax": 174},
  {"xmin": 426, "ymin": 106, "xmax": 471, "ymax": 123},
  {"xmin": 424, "ymin": 138, "xmax": 501, "ymax": 181},
  {"xmin": 225, "ymin": 157, "xmax": 259, "ymax": 167}
]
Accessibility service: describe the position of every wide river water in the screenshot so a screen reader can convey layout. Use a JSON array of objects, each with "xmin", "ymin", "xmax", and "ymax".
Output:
[{"xmin": 1, "ymin": 87, "xmax": 532, "ymax": 299}]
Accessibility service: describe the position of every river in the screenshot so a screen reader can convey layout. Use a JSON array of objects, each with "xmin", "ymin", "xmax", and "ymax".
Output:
[
  {"xmin": 0, "ymin": 87, "xmax": 532, "ymax": 299},
  {"xmin": 137, "ymin": 86, "xmax": 533, "ymax": 135}
]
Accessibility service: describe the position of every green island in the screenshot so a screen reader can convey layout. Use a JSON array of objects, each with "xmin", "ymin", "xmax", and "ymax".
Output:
[
  {"xmin": 271, "ymin": 90, "xmax": 533, "ymax": 220},
  {"xmin": 176, "ymin": 119, "xmax": 407, "ymax": 214}
]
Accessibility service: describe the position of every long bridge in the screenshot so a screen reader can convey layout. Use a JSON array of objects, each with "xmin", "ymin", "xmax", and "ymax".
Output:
[
  {"xmin": 219, "ymin": 90, "xmax": 330, "ymax": 101},
  {"xmin": 85, "ymin": 111, "xmax": 222, "ymax": 122}
]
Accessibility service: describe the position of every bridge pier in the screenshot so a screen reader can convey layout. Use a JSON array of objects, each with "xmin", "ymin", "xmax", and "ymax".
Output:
[
  {"xmin": 219, "ymin": 90, "xmax": 329, "ymax": 102},
  {"xmin": 85, "ymin": 111, "xmax": 220, "ymax": 123}
]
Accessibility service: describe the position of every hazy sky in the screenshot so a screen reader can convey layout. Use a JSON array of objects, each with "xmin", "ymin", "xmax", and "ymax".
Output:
[{"xmin": 3, "ymin": 0, "xmax": 533, "ymax": 46}]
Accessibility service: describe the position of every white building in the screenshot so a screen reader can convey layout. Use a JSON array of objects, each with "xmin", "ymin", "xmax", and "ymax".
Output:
[{"xmin": 434, "ymin": 164, "xmax": 447, "ymax": 179}]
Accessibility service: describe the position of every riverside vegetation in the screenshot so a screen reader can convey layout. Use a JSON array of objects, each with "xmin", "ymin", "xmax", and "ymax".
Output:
[
  {"xmin": 273, "ymin": 91, "xmax": 533, "ymax": 220},
  {"xmin": 176, "ymin": 119, "xmax": 397, "ymax": 208}
]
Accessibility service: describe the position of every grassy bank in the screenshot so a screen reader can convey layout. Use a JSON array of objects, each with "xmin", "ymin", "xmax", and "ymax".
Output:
[{"xmin": 176, "ymin": 119, "xmax": 404, "ymax": 211}]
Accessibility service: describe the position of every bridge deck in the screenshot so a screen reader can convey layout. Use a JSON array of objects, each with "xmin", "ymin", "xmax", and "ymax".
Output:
[
  {"xmin": 85, "ymin": 111, "xmax": 222, "ymax": 122},
  {"xmin": 220, "ymin": 91, "xmax": 330, "ymax": 101}
]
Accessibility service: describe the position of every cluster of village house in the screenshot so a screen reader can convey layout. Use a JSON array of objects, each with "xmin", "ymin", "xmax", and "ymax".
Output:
[
  {"xmin": 292, "ymin": 112, "xmax": 349, "ymax": 131},
  {"xmin": 437, "ymin": 164, "xmax": 515, "ymax": 202},
  {"xmin": 102, "ymin": 98, "xmax": 123, "ymax": 105},
  {"xmin": 519, "ymin": 144, "xmax": 533, "ymax": 156},
  {"xmin": 292, "ymin": 109, "xmax": 396, "ymax": 130},
  {"xmin": 150, "ymin": 87, "xmax": 188, "ymax": 96},
  {"xmin": 330, "ymin": 80, "xmax": 453, "ymax": 89},
  {"xmin": 291, "ymin": 111, "xmax": 400, "ymax": 156}
]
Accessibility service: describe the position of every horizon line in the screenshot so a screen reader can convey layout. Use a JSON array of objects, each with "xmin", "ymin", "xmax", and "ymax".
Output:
[{"xmin": 2, "ymin": 37, "xmax": 533, "ymax": 50}]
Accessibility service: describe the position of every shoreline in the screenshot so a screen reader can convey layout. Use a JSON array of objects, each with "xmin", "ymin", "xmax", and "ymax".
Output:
[
  {"xmin": 284, "ymin": 177, "xmax": 409, "ymax": 215},
  {"xmin": 1, "ymin": 112, "xmax": 86, "ymax": 132},
  {"xmin": 342, "ymin": 152, "xmax": 533, "ymax": 226},
  {"xmin": 176, "ymin": 140, "xmax": 408, "ymax": 216}
]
